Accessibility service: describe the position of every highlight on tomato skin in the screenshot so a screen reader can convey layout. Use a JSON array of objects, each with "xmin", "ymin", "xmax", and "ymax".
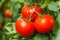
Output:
[
  {"xmin": 15, "ymin": 18, "xmax": 35, "ymax": 37},
  {"xmin": 4, "ymin": 9, "xmax": 12, "ymax": 18},
  {"xmin": 21, "ymin": 6, "xmax": 29, "ymax": 18},
  {"xmin": 21, "ymin": 5, "xmax": 42, "ymax": 20},
  {"xmin": 29, "ymin": 5, "xmax": 42, "ymax": 20},
  {"xmin": 34, "ymin": 14, "xmax": 55, "ymax": 34}
]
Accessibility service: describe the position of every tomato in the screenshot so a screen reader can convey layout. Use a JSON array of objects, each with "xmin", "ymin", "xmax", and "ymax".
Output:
[
  {"xmin": 21, "ymin": 6, "xmax": 30, "ymax": 18},
  {"xmin": 0, "ymin": 23, "xmax": 2, "ymax": 29},
  {"xmin": 21, "ymin": 5, "xmax": 42, "ymax": 20},
  {"xmin": 34, "ymin": 14, "xmax": 54, "ymax": 33},
  {"xmin": 0, "ymin": 7, "xmax": 2, "ymax": 10},
  {"xmin": 15, "ymin": 18, "xmax": 35, "ymax": 37},
  {"xmin": 4, "ymin": 9, "xmax": 12, "ymax": 18},
  {"xmin": 29, "ymin": 5, "xmax": 42, "ymax": 20}
]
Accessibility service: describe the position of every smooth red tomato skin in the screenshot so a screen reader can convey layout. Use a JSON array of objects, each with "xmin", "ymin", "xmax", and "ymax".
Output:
[
  {"xmin": 34, "ymin": 14, "xmax": 54, "ymax": 33},
  {"xmin": 21, "ymin": 5, "xmax": 42, "ymax": 20},
  {"xmin": 15, "ymin": 18, "xmax": 34, "ymax": 37},
  {"xmin": 4, "ymin": 9, "xmax": 12, "ymax": 18},
  {"xmin": 21, "ymin": 6, "xmax": 30, "ymax": 18}
]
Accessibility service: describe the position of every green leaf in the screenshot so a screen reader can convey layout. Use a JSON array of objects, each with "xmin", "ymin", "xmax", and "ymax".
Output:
[
  {"xmin": 44, "ymin": 0, "xmax": 50, "ymax": 6},
  {"xmin": 13, "ymin": 3, "xmax": 21, "ymax": 18},
  {"xmin": 33, "ymin": 35, "xmax": 42, "ymax": 40},
  {"xmin": 57, "ymin": 13, "xmax": 60, "ymax": 25},
  {"xmin": 32, "ymin": 0, "xmax": 38, "ymax": 3},
  {"xmin": 4, "ymin": 22, "xmax": 17, "ymax": 35},
  {"xmin": 4, "ymin": 22, "xmax": 12, "ymax": 32},
  {"xmin": 41, "ymin": 0, "xmax": 50, "ymax": 8},
  {"xmin": 0, "ymin": 31, "xmax": 3, "ymax": 40},
  {"xmin": 10, "ymin": 5, "xmax": 14, "ymax": 16},
  {"xmin": 48, "ymin": 1, "xmax": 59, "ymax": 12},
  {"xmin": 58, "ymin": 1, "xmax": 60, "ymax": 9},
  {"xmin": 33, "ymin": 33, "xmax": 48, "ymax": 40},
  {"xmin": 55, "ymin": 29, "xmax": 60, "ymax": 40},
  {"xmin": 58, "ymin": 1, "xmax": 60, "ymax": 7},
  {"xmin": 24, "ymin": 0, "xmax": 30, "ymax": 5},
  {"xmin": 15, "ymin": 3, "xmax": 21, "ymax": 9},
  {"xmin": 0, "ymin": 0, "xmax": 5, "ymax": 7},
  {"xmin": 11, "ymin": 0, "xmax": 17, "ymax": 4},
  {"xmin": 53, "ymin": 21, "xmax": 59, "ymax": 36},
  {"xmin": 0, "ymin": 14, "xmax": 3, "ymax": 23},
  {"xmin": 55, "ymin": 12, "xmax": 60, "ymax": 40},
  {"xmin": 4, "ymin": 18, "xmax": 12, "ymax": 23},
  {"xmin": 41, "ymin": 4, "xmax": 46, "ymax": 8},
  {"xmin": 17, "ymin": 0, "xmax": 24, "ymax": 3}
]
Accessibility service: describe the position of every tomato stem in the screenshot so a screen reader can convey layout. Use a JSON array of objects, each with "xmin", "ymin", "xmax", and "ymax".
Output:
[
  {"xmin": 28, "ymin": 10, "xmax": 34, "ymax": 21},
  {"xmin": 28, "ymin": 4, "xmax": 36, "ymax": 21},
  {"xmin": 29, "ymin": 4, "xmax": 42, "ymax": 21},
  {"xmin": 35, "ymin": 11, "xmax": 40, "ymax": 16},
  {"xmin": 34, "ymin": 4, "xmax": 42, "ymax": 17}
]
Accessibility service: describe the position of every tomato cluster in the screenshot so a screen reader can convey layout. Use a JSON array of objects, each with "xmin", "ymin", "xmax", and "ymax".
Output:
[
  {"xmin": 21, "ymin": 5, "xmax": 42, "ymax": 20},
  {"xmin": 15, "ymin": 5, "xmax": 55, "ymax": 37}
]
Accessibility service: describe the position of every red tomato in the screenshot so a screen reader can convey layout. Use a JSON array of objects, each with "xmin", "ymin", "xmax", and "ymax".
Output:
[
  {"xmin": 21, "ymin": 5, "xmax": 42, "ymax": 20},
  {"xmin": 29, "ymin": 5, "xmax": 42, "ymax": 20},
  {"xmin": 0, "ymin": 7, "xmax": 2, "ymax": 10},
  {"xmin": 4, "ymin": 9, "xmax": 12, "ymax": 18},
  {"xmin": 0, "ymin": 23, "xmax": 2, "ymax": 29},
  {"xmin": 21, "ymin": 6, "xmax": 30, "ymax": 18},
  {"xmin": 34, "ymin": 14, "xmax": 54, "ymax": 33},
  {"xmin": 15, "ymin": 18, "xmax": 35, "ymax": 37}
]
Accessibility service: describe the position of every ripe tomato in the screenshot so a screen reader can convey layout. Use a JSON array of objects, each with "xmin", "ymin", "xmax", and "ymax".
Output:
[
  {"xmin": 21, "ymin": 5, "xmax": 42, "ymax": 20},
  {"xmin": 34, "ymin": 14, "xmax": 54, "ymax": 33},
  {"xmin": 21, "ymin": 6, "xmax": 30, "ymax": 18},
  {"xmin": 15, "ymin": 18, "xmax": 35, "ymax": 37},
  {"xmin": 29, "ymin": 5, "xmax": 42, "ymax": 20},
  {"xmin": 4, "ymin": 9, "xmax": 12, "ymax": 18}
]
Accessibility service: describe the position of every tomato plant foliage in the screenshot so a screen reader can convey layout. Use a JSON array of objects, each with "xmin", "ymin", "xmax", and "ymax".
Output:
[{"xmin": 0, "ymin": 0, "xmax": 60, "ymax": 40}]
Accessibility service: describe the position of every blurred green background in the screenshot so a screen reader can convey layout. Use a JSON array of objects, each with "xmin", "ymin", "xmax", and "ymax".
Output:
[{"xmin": 0, "ymin": 0, "xmax": 60, "ymax": 40}]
